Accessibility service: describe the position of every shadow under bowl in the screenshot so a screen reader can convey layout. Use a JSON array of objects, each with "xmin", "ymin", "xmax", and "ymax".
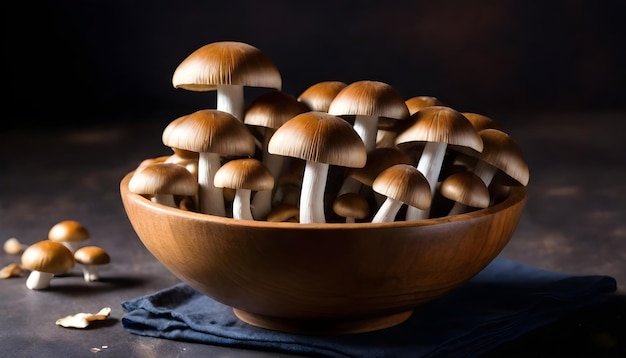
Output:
[{"xmin": 120, "ymin": 172, "xmax": 526, "ymax": 334}]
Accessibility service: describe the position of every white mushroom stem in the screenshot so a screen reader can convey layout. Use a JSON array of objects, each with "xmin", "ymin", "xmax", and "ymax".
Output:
[
  {"xmin": 81, "ymin": 265, "xmax": 101, "ymax": 282},
  {"xmin": 217, "ymin": 84, "xmax": 245, "ymax": 121},
  {"xmin": 372, "ymin": 197, "xmax": 404, "ymax": 223},
  {"xmin": 151, "ymin": 194, "xmax": 177, "ymax": 208},
  {"xmin": 252, "ymin": 129, "xmax": 285, "ymax": 219},
  {"xmin": 25, "ymin": 271, "xmax": 54, "ymax": 290},
  {"xmin": 472, "ymin": 160, "xmax": 499, "ymax": 186},
  {"xmin": 300, "ymin": 161, "xmax": 329, "ymax": 224},
  {"xmin": 353, "ymin": 115, "xmax": 378, "ymax": 152},
  {"xmin": 233, "ymin": 189, "xmax": 254, "ymax": 221},
  {"xmin": 197, "ymin": 152, "xmax": 225, "ymax": 216},
  {"xmin": 62, "ymin": 241, "xmax": 86, "ymax": 255},
  {"xmin": 406, "ymin": 141, "xmax": 447, "ymax": 221},
  {"xmin": 448, "ymin": 202, "xmax": 468, "ymax": 216}
]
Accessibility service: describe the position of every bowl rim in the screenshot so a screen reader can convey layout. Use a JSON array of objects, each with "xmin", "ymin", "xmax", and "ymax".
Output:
[{"xmin": 120, "ymin": 171, "xmax": 527, "ymax": 230}]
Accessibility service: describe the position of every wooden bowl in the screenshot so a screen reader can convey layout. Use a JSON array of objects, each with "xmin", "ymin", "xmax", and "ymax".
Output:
[{"xmin": 120, "ymin": 171, "xmax": 527, "ymax": 334}]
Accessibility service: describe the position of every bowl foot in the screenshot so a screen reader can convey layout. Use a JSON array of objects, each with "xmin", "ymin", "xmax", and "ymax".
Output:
[{"xmin": 232, "ymin": 308, "xmax": 413, "ymax": 334}]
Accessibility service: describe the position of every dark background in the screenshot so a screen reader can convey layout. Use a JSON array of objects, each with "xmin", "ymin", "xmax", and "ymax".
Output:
[{"xmin": 4, "ymin": 0, "xmax": 625, "ymax": 130}]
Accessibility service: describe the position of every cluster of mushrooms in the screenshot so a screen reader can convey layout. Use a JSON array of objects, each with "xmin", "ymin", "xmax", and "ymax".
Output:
[
  {"xmin": 128, "ymin": 41, "xmax": 530, "ymax": 225},
  {"xmin": 2, "ymin": 220, "xmax": 110, "ymax": 290}
]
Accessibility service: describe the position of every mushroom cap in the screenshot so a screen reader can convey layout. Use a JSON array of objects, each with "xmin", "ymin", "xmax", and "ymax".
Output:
[
  {"xmin": 74, "ymin": 246, "xmax": 111, "ymax": 266},
  {"xmin": 297, "ymin": 81, "xmax": 347, "ymax": 112},
  {"xmin": 347, "ymin": 147, "xmax": 413, "ymax": 187},
  {"xmin": 461, "ymin": 128, "xmax": 530, "ymax": 186},
  {"xmin": 48, "ymin": 220, "xmax": 90, "ymax": 243},
  {"xmin": 395, "ymin": 106, "xmax": 483, "ymax": 153},
  {"xmin": 268, "ymin": 111, "xmax": 367, "ymax": 168},
  {"xmin": 333, "ymin": 193, "xmax": 370, "ymax": 220},
  {"xmin": 21, "ymin": 240, "xmax": 75, "ymax": 274},
  {"xmin": 172, "ymin": 41, "xmax": 282, "ymax": 92},
  {"xmin": 213, "ymin": 158, "xmax": 275, "ymax": 191},
  {"xmin": 440, "ymin": 171, "xmax": 491, "ymax": 209},
  {"xmin": 244, "ymin": 91, "xmax": 308, "ymax": 129},
  {"xmin": 162, "ymin": 109, "xmax": 255, "ymax": 156},
  {"xmin": 405, "ymin": 96, "xmax": 444, "ymax": 115},
  {"xmin": 129, "ymin": 162, "xmax": 198, "ymax": 196},
  {"xmin": 372, "ymin": 164, "xmax": 432, "ymax": 209},
  {"xmin": 266, "ymin": 203, "xmax": 300, "ymax": 222},
  {"xmin": 461, "ymin": 112, "xmax": 500, "ymax": 131},
  {"xmin": 328, "ymin": 80, "xmax": 410, "ymax": 129}
]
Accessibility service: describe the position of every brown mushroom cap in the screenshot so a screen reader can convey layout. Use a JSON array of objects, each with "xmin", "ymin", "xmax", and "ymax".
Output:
[
  {"xmin": 129, "ymin": 162, "xmax": 198, "ymax": 196},
  {"xmin": 347, "ymin": 147, "xmax": 414, "ymax": 187},
  {"xmin": 162, "ymin": 109, "xmax": 256, "ymax": 156},
  {"xmin": 266, "ymin": 203, "xmax": 300, "ymax": 223},
  {"xmin": 440, "ymin": 171, "xmax": 491, "ymax": 209},
  {"xmin": 297, "ymin": 81, "xmax": 347, "ymax": 112},
  {"xmin": 461, "ymin": 112, "xmax": 500, "ymax": 131},
  {"xmin": 213, "ymin": 158, "xmax": 274, "ymax": 192},
  {"xmin": 172, "ymin": 41, "xmax": 282, "ymax": 92},
  {"xmin": 74, "ymin": 246, "xmax": 111, "ymax": 266},
  {"xmin": 372, "ymin": 164, "xmax": 432, "ymax": 210},
  {"xmin": 268, "ymin": 111, "xmax": 367, "ymax": 168},
  {"xmin": 333, "ymin": 193, "xmax": 370, "ymax": 220},
  {"xmin": 405, "ymin": 96, "xmax": 444, "ymax": 115},
  {"xmin": 244, "ymin": 91, "xmax": 309, "ymax": 129},
  {"xmin": 48, "ymin": 220, "xmax": 90, "ymax": 243},
  {"xmin": 21, "ymin": 240, "xmax": 75, "ymax": 274}
]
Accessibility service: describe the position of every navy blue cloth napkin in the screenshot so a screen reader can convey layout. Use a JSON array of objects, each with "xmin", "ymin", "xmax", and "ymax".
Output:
[{"xmin": 121, "ymin": 258, "xmax": 617, "ymax": 358}]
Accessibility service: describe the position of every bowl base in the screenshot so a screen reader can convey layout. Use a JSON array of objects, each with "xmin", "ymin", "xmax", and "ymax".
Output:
[{"xmin": 233, "ymin": 308, "xmax": 413, "ymax": 335}]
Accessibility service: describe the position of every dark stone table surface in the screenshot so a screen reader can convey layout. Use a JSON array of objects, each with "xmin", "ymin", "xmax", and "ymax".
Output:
[{"xmin": 1, "ymin": 111, "xmax": 624, "ymax": 357}]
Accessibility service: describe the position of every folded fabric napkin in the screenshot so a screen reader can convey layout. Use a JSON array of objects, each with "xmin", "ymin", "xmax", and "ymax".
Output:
[{"xmin": 121, "ymin": 258, "xmax": 616, "ymax": 358}]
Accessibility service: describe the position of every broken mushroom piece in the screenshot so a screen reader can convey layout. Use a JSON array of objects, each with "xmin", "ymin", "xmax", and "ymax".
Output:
[
  {"xmin": 268, "ymin": 112, "xmax": 367, "ymax": 223},
  {"xmin": 172, "ymin": 41, "xmax": 282, "ymax": 121},
  {"xmin": 213, "ymin": 158, "xmax": 274, "ymax": 220},
  {"xmin": 74, "ymin": 246, "xmax": 111, "ymax": 282},
  {"xmin": 371, "ymin": 164, "xmax": 432, "ymax": 223},
  {"xmin": 21, "ymin": 240, "xmax": 75, "ymax": 290},
  {"xmin": 0, "ymin": 263, "xmax": 24, "ymax": 279},
  {"xmin": 56, "ymin": 307, "xmax": 111, "ymax": 329},
  {"xmin": 48, "ymin": 220, "xmax": 91, "ymax": 254}
]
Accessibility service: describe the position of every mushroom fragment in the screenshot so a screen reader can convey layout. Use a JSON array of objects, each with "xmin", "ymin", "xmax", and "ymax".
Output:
[
  {"xmin": 74, "ymin": 246, "xmax": 111, "ymax": 282},
  {"xmin": 0, "ymin": 263, "xmax": 24, "ymax": 279},
  {"xmin": 21, "ymin": 240, "xmax": 75, "ymax": 290},
  {"xmin": 55, "ymin": 307, "xmax": 112, "ymax": 329}
]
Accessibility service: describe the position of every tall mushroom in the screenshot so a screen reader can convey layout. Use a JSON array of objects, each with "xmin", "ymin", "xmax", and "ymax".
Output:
[
  {"xmin": 297, "ymin": 81, "xmax": 347, "ymax": 112},
  {"xmin": 371, "ymin": 164, "xmax": 432, "ymax": 223},
  {"xmin": 213, "ymin": 158, "xmax": 274, "ymax": 220},
  {"xmin": 172, "ymin": 41, "xmax": 282, "ymax": 121},
  {"xmin": 48, "ymin": 220, "xmax": 90, "ymax": 254},
  {"xmin": 244, "ymin": 91, "xmax": 308, "ymax": 219},
  {"xmin": 21, "ymin": 240, "xmax": 75, "ymax": 290},
  {"xmin": 268, "ymin": 112, "xmax": 367, "ymax": 223},
  {"xmin": 162, "ymin": 109, "xmax": 256, "ymax": 216},
  {"xmin": 128, "ymin": 162, "xmax": 198, "ymax": 208},
  {"xmin": 395, "ymin": 106, "xmax": 483, "ymax": 220}
]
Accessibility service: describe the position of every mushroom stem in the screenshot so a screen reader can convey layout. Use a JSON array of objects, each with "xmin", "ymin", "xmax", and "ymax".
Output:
[
  {"xmin": 82, "ymin": 265, "xmax": 101, "ymax": 282},
  {"xmin": 406, "ymin": 141, "xmax": 447, "ymax": 220},
  {"xmin": 62, "ymin": 241, "xmax": 85, "ymax": 255},
  {"xmin": 353, "ymin": 115, "xmax": 379, "ymax": 152},
  {"xmin": 25, "ymin": 271, "xmax": 54, "ymax": 290},
  {"xmin": 472, "ymin": 160, "xmax": 499, "ymax": 186},
  {"xmin": 233, "ymin": 189, "xmax": 254, "ymax": 221},
  {"xmin": 217, "ymin": 84, "xmax": 245, "ymax": 121},
  {"xmin": 151, "ymin": 194, "xmax": 177, "ymax": 208},
  {"xmin": 447, "ymin": 202, "xmax": 468, "ymax": 216},
  {"xmin": 300, "ymin": 161, "xmax": 329, "ymax": 224},
  {"xmin": 251, "ymin": 129, "xmax": 284, "ymax": 219},
  {"xmin": 197, "ymin": 152, "xmax": 225, "ymax": 216},
  {"xmin": 372, "ymin": 197, "xmax": 404, "ymax": 223}
]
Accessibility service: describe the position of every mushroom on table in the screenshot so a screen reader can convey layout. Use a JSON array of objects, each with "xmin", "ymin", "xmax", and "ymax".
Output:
[
  {"xmin": 74, "ymin": 246, "xmax": 111, "ymax": 282},
  {"xmin": 48, "ymin": 220, "xmax": 90, "ymax": 254},
  {"xmin": 21, "ymin": 240, "xmax": 75, "ymax": 290}
]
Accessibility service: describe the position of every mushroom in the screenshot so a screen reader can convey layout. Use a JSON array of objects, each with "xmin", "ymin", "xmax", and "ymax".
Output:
[
  {"xmin": 244, "ymin": 91, "xmax": 308, "ymax": 219},
  {"xmin": 213, "ymin": 158, "xmax": 274, "ymax": 220},
  {"xmin": 172, "ymin": 41, "xmax": 282, "ymax": 122},
  {"xmin": 461, "ymin": 112, "xmax": 500, "ymax": 131},
  {"xmin": 440, "ymin": 171, "xmax": 491, "ymax": 216},
  {"xmin": 4, "ymin": 237, "xmax": 27, "ymax": 255},
  {"xmin": 371, "ymin": 164, "xmax": 432, "ymax": 223},
  {"xmin": 332, "ymin": 193, "xmax": 370, "ymax": 223},
  {"xmin": 266, "ymin": 203, "xmax": 300, "ymax": 223},
  {"xmin": 405, "ymin": 96, "xmax": 444, "ymax": 116},
  {"xmin": 297, "ymin": 80, "xmax": 347, "ymax": 112},
  {"xmin": 128, "ymin": 162, "xmax": 198, "ymax": 208},
  {"xmin": 268, "ymin": 112, "xmax": 367, "ymax": 223},
  {"xmin": 162, "ymin": 109, "xmax": 256, "ymax": 216},
  {"xmin": 48, "ymin": 220, "xmax": 90, "ymax": 254},
  {"xmin": 74, "ymin": 246, "xmax": 111, "ymax": 282},
  {"xmin": 395, "ymin": 106, "xmax": 483, "ymax": 220},
  {"xmin": 21, "ymin": 240, "xmax": 75, "ymax": 290}
]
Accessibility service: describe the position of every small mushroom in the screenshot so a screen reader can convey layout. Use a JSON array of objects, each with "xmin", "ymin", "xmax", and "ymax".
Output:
[
  {"xmin": 333, "ymin": 193, "xmax": 370, "ymax": 223},
  {"xmin": 74, "ymin": 246, "xmax": 111, "ymax": 282},
  {"xmin": 297, "ymin": 80, "xmax": 347, "ymax": 112},
  {"xmin": 440, "ymin": 171, "xmax": 491, "ymax": 216},
  {"xmin": 268, "ymin": 112, "xmax": 367, "ymax": 223},
  {"xmin": 48, "ymin": 220, "xmax": 91, "ymax": 254},
  {"xmin": 128, "ymin": 162, "xmax": 198, "ymax": 208},
  {"xmin": 4, "ymin": 237, "xmax": 27, "ymax": 255},
  {"xmin": 21, "ymin": 240, "xmax": 75, "ymax": 290},
  {"xmin": 371, "ymin": 164, "xmax": 432, "ymax": 223},
  {"xmin": 213, "ymin": 158, "xmax": 274, "ymax": 220},
  {"xmin": 266, "ymin": 203, "xmax": 300, "ymax": 223}
]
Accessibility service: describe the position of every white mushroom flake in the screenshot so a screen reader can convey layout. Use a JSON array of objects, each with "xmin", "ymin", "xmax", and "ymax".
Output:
[{"xmin": 55, "ymin": 307, "xmax": 112, "ymax": 328}]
